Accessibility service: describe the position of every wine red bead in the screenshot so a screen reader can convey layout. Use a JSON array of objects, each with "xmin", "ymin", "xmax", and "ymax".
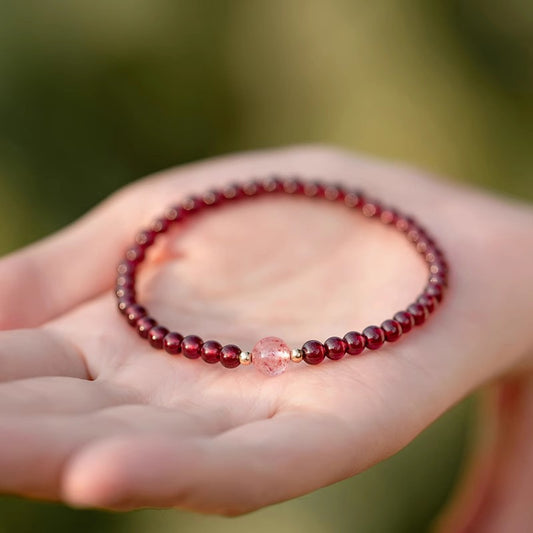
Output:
[
  {"xmin": 425, "ymin": 283, "xmax": 443, "ymax": 303},
  {"xmin": 343, "ymin": 331, "xmax": 366, "ymax": 355},
  {"xmin": 220, "ymin": 344, "xmax": 241, "ymax": 368},
  {"xmin": 381, "ymin": 319, "xmax": 402, "ymax": 342},
  {"xmin": 407, "ymin": 303, "xmax": 428, "ymax": 325},
  {"xmin": 201, "ymin": 340, "xmax": 222, "ymax": 364},
  {"xmin": 149, "ymin": 326, "xmax": 169, "ymax": 349},
  {"xmin": 363, "ymin": 325, "xmax": 385, "ymax": 350},
  {"xmin": 117, "ymin": 260, "xmax": 136, "ymax": 276},
  {"xmin": 164, "ymin": 332, "xmax": 183, "ymax": 355},
  {"xmin": 181, "ymin": 335, "xmax": 203, "ymax": 359},
  {"xmin": 118, "ymin": 296, "xmax": 135, "ymax": 314},
  {"xmin": 116, "ymin": 275, "xmax": 134, "ymax": 289},
  {"xmin": 125, "ymin": 245, "xmax": 145, "ymax": 265},
  {"xmin": 393, "ymin": 311, "xmax": 415, "ymax": 333},
  {"xmin": 418, "ymin": 294, "xmax": 436, "ymax": 314},
  {"xmin": 135, "ymin": 229, "xmax": 156, "ymax": 247},
  {"xmin": 137, "ymin": 317, "xmax": 157, "ymax": 338},
  {"xmin": 429, "ymin": 273, "xmax": 447, "ymax": 287},
  {"xmin": 126, "ymin": 304, "xmax": 147, "ymax": 326},
  {"xmin": 302, "ymin": 340, "xmax": 326, "ymax": 365},
  {"xmin": 324, "ymin": 336, "xmax": 347, "ymax": 360},
  {"xmin": 151, "ymin": 217, "xmax": 170, "ymax": 234}
]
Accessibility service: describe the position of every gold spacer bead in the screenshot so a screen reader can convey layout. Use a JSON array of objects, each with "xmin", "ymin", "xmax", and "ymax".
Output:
[
  {"xmin": 290, "ymin": 348, "xmax": 303, "ymax": 363},
  {"xmin": 239, "ymin": 351, "xmax": 252, "ymax": 365}
]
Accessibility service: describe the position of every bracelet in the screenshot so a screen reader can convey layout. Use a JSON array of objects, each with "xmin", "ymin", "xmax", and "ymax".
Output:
[{"xmin": 116, "ymin": 177, "xmax": 448, "ymax": 376}]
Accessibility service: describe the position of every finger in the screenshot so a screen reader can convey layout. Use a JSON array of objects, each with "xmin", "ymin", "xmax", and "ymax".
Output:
[
  {"xmin": 0, "ymin": 377, "xmax": 133, "ymax": 415},
  {"xmin": 0, "ymin": 329, "xmax": 89, "ymax": 382},
  {"xmin": 61, "ymin": 411, "xmax": 371, "ymax": 513}
]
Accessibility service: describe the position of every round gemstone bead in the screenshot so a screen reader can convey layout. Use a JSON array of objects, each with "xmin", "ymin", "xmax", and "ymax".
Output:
[
  {"xmin": 393, "ymin": 311, "xmax": 415, "ymax": 334},
  {"xmin": 220, "ymin": 344, "xmax": 241, "ymax": 368},
  {"xmin": 343, "ymin": 331, "xmax": 365, "ymax": 355},
  {"xmin": 201, "ymin": 340, "xmax": 222, "ymax": 364},
  {"xmin": 363, "ymin": 326, "xmax": 385, "ymax": 350},
  {"xmin": 118, "ymin": 296, "xmax": 135, "ymax": 314},
  {"xmin": 149, "ymin": 326, "xmax": 169, "ymax": 349},
  {"xmin": 425, "ymin": 283, "xmax": 443, "ymax": 303},
  {"xmin": 302, "ymin": 340, "xmax": 326, "ymax": 365},
  {"xmin": 126, "ymin": 304, "xmax": 147, "ymax": 326},
  {"xmin": 381, "ymin": 320, "xmax": 402, "ymax": 342},
  {"xmin": 418, "ymin": 294, "xmax": 436, "ymax": 314},
  {"xmin": 137, "ymin": 317, "xmax": 157, "ymax": 339},
  {"xmin": 324, "ymin": 336, "xmax": 347, "ymax": 360},
  {"xmin": 125, "ymin": 245, "xmax": 145, "ymax": 265},
  {"xmin": 251, "ymin": 336, "xmax": 290, "ymax": 376},
  {"xmin": 407, "ymin": 303, "xmax": 428, "ymax": 325},
  {"xmin": 181, "ymin": 335, "xmax": 203, "ymax": 359},
  {"xmin": 164, "ymin": 332, "xmax": 183, "ymax": 355}
]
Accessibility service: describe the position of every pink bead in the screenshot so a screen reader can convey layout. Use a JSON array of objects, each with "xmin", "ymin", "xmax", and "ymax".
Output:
[{"xmin": 252, "ymin": 336, "xmax": 290, "ymax": 376}]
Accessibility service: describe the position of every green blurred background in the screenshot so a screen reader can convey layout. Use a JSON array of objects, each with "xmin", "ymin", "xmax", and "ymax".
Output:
[{"xmin": 0, "ymin": 1, "xmax": 531, "ymax": 532}]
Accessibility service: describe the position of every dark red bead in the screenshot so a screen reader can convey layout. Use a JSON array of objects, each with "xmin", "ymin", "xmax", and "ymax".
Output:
[
  {"xmin": 363, "ymin": 325, "xmax": 385, "ymax": 350},
  {"xmin": 149, "ymin": 326, "xmax": 169, "ymax": 349},
  {"xmin": 181, "ymin": 335, "xmax": 203, "ymax": 359},
  {"xmin": 302, "ymin": 340, "xmax": 326, "ymax": 365},
  {"xmin": 243, "ymin": 181, "xmax": 260, "ymax": 196},
  {"xmin": 118, "ymin": 296, "xmax": 135, "ymax": 314},
  {"xmin": 115, "ymin": 286, "xmax": 134, "ymax": 299},
  {"xmin": 407, "ymin": 303, "xmax": 428, "ymax": 325},
  {"xmin": 135, "ymin": 229, "xmax": 156, "ymax": 248},
  {"xmin": 282, "ymin": 178, "xmax": 304, "ymax": 194},
  {"xmin": 165, "ymin": 205, "xmax": 185, "ymax": 222},
  {"xmin": 418, "ymin": 294, "xmax": 436, "ymax": 314},
  {"xmin": 324, "ymin": 336, "xmax": 347, "ymax": 360},
  {"xmin": 116, "ymin": 275, "xmax": 134, "ymax": 289},
  {"xmin": 220, "ymin": 344, "xmax": 241, "ymax": 368},
  {"xmin": 201, "ymin": 340, "xmax": 222, "ymax": 364},
  {"xmin": 222, "ymin": 183, "xmax": 244, "ymax": 200},
  {"xmin": 425, "ymin": 283, "xmax": 443, "ymax": 303},
  {"xmin": 362, "ymin": 200, "xmax": 382, "ymax": 218},
  {"xmin": 343, "ymin": 331, "xmax": 366, "ymax": 355},
  {"xmin": 202, "ymin": 190, "xmax": 223, "ymax": 206},
  {"xmin": 381, "ymin": 319, "xmax": 402, "ymax": 342},
  {"xmin": 393, "ymin": 311, "xmax": 415, "ymax": 333},
  {"xmin": 323, "ymin": 184, "xmax": 343, "ymax": 201},
  {"xmin": 182, "ymin": 196, "xmax": 203, "ymax": 212},
  {"xmin": 125, "ymin": 245, "xmax": 145, "ymax": 265},
  {"xmin": 429, "ymin": 273, "xmax": 447, "ymax": 287},
  {"xmin": 117, "ymin": 260, "xmax": 136, "ymax": 276},
  {"xmin": 380, "ymin": 208, "xmax": 399, "ymax": 225},
  {"xmin": 303, "ymin": 182, "xmax": 321, "ymax": 197},
  {"xmin": 126, "ymin": 304, "xmax": 147, "ymax": 326},
  {"xmin": 164, "ymin": 332, "xmax": 183, "ymax": 355},
  {"xmin": 262, "ymin": 177, "xmax": 283, "ymax": 193},
  {"xmin": 344, "ymin": 190, "xmax": 365, "ymax": 208},
  {"xmin": 151, "ymin": 217, "xmax": 170, "ymax": 234},
  {"xmin": 137, "ymin": 317, "xmax": 157, "ymax": 338}
]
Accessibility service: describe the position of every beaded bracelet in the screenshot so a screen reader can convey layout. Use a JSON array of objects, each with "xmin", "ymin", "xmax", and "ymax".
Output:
[{"xmin": 116, "ymin": 177, "xmax": 448, "ymax": 376}]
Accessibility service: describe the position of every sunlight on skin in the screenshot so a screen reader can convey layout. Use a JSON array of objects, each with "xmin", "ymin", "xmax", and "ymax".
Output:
[{"xmin": 0, "ymin": 147, "xmax": 531, "ymax": 529}]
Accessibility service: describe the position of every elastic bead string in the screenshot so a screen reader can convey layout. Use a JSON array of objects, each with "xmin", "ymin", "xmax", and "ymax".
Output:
[{"xmin": 115, "ymin": 177, "xmax": 449, "ymax": 376}]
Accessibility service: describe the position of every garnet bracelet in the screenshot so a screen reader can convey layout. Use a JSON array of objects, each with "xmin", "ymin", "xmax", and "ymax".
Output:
[{"xmin": 115, "ymin": 178, "xmax": 448, "ymax": 376}]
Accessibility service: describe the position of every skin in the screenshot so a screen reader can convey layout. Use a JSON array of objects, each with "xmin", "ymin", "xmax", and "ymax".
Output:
[{"xmin": 0, "ymin": 146, "xmax": 532, "ymax": 529}]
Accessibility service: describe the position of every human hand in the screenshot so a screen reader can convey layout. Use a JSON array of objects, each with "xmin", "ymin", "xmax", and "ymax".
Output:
[{"xmin": 0, "ymin": 147, "xmax": 532, "ymax": 525}]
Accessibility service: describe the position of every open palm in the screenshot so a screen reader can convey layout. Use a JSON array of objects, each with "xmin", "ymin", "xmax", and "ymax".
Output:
[{"xmin": 1, "ymin": 147, "xmax": 532, "ymax": 525}]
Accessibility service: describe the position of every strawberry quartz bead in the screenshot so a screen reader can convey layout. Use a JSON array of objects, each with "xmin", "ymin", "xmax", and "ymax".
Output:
[
  {"xmin": 393, "ymin": 311, "xmax": 415, "ymax": 334},
  {"xmin": 164, "ymin": 332, "xmax": 183, "ymax": 355},
  {"xmin": 220, "ymin": 344, "xmax": 241, "ymax": 368},
  {"xmin": 302, "ymin": 340, "xmax": 326, "ymax": 365},
  {"xmin": 324, "ymin": 336, "xmax": 347, "ymax": 360},
  {"xmin": 181, "ymin": 335, "xmax": 203, "ymax": 359},
  {"xmin": 149, "ymin": 326, "xmax": 169, "ymax": 349},
  {"xmin": 363, "ymin": 326, "xmax": 385, "ymax": 350},
  {"xmin": 381, "ymin": 320, "xmax": 402, "ymax": 342},
  {"xmin": 343, "ymin": 331, "xmax": 365, "ymax": 355},
  {"xmin": 201, "ymin": 340, "xmax": 222, "ymax": 364},
  {"xmin": 252, "ymin": 336, "xmax": 290, "ymax": 376}
]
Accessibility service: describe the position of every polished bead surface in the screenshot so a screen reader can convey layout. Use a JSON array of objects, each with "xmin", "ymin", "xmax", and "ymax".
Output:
[
  {"xmin": 181, "ymin": 335, "xmax": 203, "ymax": 359},
  {"xmin": 425, "ymin": 283, "xmax": 443, "ymax": 303},
  {"xmin": 220, "ymin": 344, "xmax": 241, "ymax": 368},
  {"xmin": 126, "ymin": 304, "xmax": 146, "ymax": 326},
  {"xmin": 164, "ymin": 332, "xmax": 183, "ymax": 355},
  {"xmin": 393, "ymin": 311, "xmax": 415, "ymax": 333},
  {"xmin": 290, "ymin": 348, "xmax": 303, "ymax": 363},
  {"xmin": 418, "ymin": 294, "xmax": 436, "ymax": 314},
  {"xmin": 407, "ymin": 303, "xmax": 428, "ymax": 325},
  {"xmin": 343, "ymin": 331, "xmax": 365, "ymax": 355},
  {"xmin": 381, "ymin": 319, "xmax": 402, "ymax": 342},
  {"xmin": 201, "ymin": 340, "xmax": 222, "ymax": 364},
  {"xmin": 239, "ymin": 351, "xmax": 252, "ymax": 365},
  {"xmin": 137, "ymin": 317, "xmax": 157, "ymax": 339},
  {"xmin": 149, "ymin": 326, "xmax": 169, "ymax": 349},
  {"xmin": 251, "ymin": 336, "xmax": 290, "ymax": 376},
  {"xmin": 302, "ymin": 340, "xmax": 326, "ymax": 365},
  {"xmin": 324, "ymin": 336, "xmax": 347, "ymax": 360},
  {"xmin": 363, "ymin": 325, "xmax": 385, "ymax": 350}
]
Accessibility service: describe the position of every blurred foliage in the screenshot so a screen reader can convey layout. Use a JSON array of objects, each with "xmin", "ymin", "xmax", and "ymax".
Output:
[{"xmin": 0, "ymin": 0, "xmax": 531, "ymax": 532}]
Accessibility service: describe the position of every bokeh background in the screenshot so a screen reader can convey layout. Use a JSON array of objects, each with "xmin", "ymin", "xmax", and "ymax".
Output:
[{"xmin": 0, "ymin": 1, "xmax": 531, "ymax": 532}]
